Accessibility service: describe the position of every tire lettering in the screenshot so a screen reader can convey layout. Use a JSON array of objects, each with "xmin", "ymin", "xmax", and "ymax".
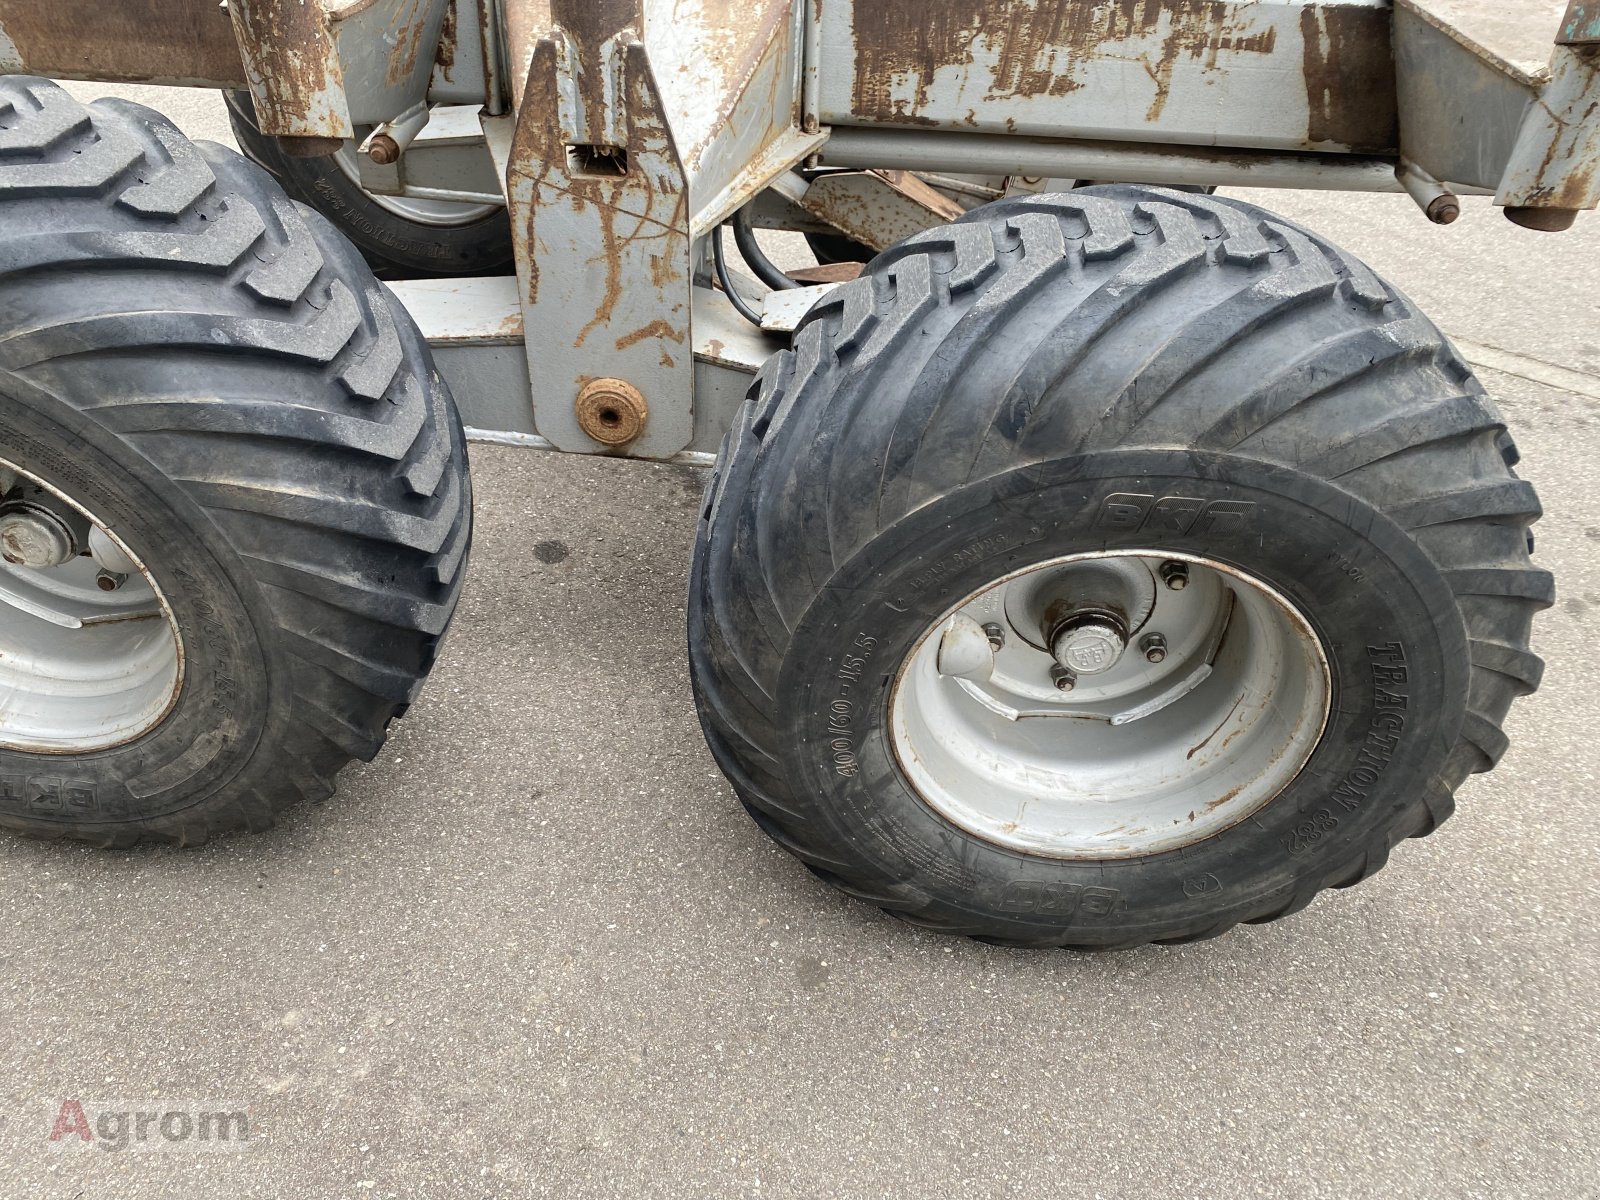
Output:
[
  {"xmin": 0, "ymin": 775, "xmax": 118, "ymax": 818},
  {"xmin": 1328, "ymin": 641, "xmax": 1410, "ymax": 813},
  {"xmin": 1282, "ymin": 807, "xmax": 1339, "ymax": 856},
  {"xmin": 310, "ymin": 178, "xmax": 450, "ymax": 258},
  {"xmin": 1094, "ymin": 494, "xmax": 1256, "ymax": 537},
  {"xmin": 996, "ymin": 881, "xmax": 1121, "ymax": 918},
  {"xmin": 822, "ymin": 633, "xmax": 880, "ymax": 777},
  {"xmin": 890, "ymin": 534, "xmax": 1013, "ymax": 609},
  {"xmin": 1326, "ymin": 549, "xmax": 1366, "ymax": 582}
]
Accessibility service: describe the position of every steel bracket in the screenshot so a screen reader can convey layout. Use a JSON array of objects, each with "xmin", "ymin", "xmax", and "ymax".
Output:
[{"xmin": 502, "ymin": 2, "xmax": 695, "ymax": 457}]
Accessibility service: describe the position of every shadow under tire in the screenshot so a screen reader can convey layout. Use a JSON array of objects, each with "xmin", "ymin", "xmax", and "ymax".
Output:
[
  {"xmin": 0, "ymin": 78, "xmax": 472, "ymax": 845},
  {"xmin": 688, "ymin": 185, "xmax": 1550, "ymax": 948}
]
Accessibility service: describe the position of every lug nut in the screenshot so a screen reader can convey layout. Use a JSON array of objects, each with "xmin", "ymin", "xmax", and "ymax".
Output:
[
  {"xmin": 1051, "ymin": 665, "xmax": 1077, "ymax": 692},
  {"xmin": 366, "ymin": 133, "xmax": 401, "ymax": 165},
  {"xmin": 982, "ymin": 622, "xmax": 1006, "ymax": 652},
  {"xmin": 1141, "ymin": 633, "xmax": 1168, "ymax": 664},
  {"xmin": 1160, "ymin": 561, "xmax": 1189, "ymax": 591},
  {"xmin": 95, "ymin": 569, "xmax": 127, "ymax": 592}
]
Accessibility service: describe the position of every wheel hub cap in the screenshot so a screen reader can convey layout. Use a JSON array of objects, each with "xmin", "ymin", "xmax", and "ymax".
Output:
[
  {"xmin": 1051, "ymin": 618, "xmax": 1127, "ymax": 676},
  {"xmin": 0, "ymin": 503, "xmax": 76, "ymax": 569},
  {"xmin": 0, "ymin": 459, "xmax": 184, "ymax": 753}
]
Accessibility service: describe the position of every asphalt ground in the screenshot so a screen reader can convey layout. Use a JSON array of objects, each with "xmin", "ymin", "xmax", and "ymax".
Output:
[{"xmin": 0, "ymin": 84, "xmax": 1595, "ymax": 1199}]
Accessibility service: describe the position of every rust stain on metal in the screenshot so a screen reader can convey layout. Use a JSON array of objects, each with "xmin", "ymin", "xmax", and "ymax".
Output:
[
  {"xmin": 1185, "ymin": 690, "xmax": 1247, "ymax": 760},
  {"xmin": 1526, "ymin": 62, "xmax": 1600, "ymax": 209},
  {"xmin": 616, "ymin": 319, "xmax": 687, "ymax": 352},
  {"xmin": 564, "ymin": 186, "xmax": 688, "ymax": 347},
  {"xmin": 495, "ymin": 308, "xmax": 525, "ymax": 339},
  {"xmin": 225, "ymin": 0, "xmax": 350, "ymax": 139},
  {"xmin": 575, "ymin": 377, "xmax": 649, "ymax": 445},
  {"xmin": 884, "ymin": 169, "xmax": 967, "ymax": 221},
  {"xmin": 848, "ymin": 0, "xmax": 1280, "ymax": 127},
  {"xmin": 385, "ymin": 0, "xmax": 434, "ymax": 87},
  {"xmin": 1204, "ymin": 784, "xmax": 1245, "ymax": 814},
  {"xmin": 802, "ymin": 168, "xmax": 969, "ymax": 251},
  {"xmin": 558, "ymin": 0, "xmax": 643, "ymax": 147},
  {"xmin": 1143, "ymin": 9, "xmax": 1276, "ymax": 122},
  {"xmin": 1299, "ymin": 5, "xmax": 1396, "ymax": 152},
  {"xmin": 434, "ymin": 0, "xmax": 459, "ymax": 81},
  {"xmin": 1552, "ymin": 157, "xmax": 1597, "ymax": 208},
  {"xmin": 0, "ymin": 0, "xmax": 246, "ymax": 87},
  {"xmin": 578, "ymin": 194, "xmax": 626, "ymax": 349}
]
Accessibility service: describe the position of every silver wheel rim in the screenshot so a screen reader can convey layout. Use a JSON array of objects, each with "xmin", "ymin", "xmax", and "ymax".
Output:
[
  {"xmin": 331, "ymin": 139, "xmax": 500, "ymax": 228},
  {"xmin": 889, "ymin": 551, "xmax": 1331, "ymax": 860},
  {"xmin": 0, "ymin": 459, "xmax": 183, "ymax": 753}
]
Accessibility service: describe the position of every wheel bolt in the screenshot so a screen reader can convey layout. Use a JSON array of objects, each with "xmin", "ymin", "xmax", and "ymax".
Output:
[
  {"xmin": 1160, "ymin": 561, "xmax": 1189, "ymax": 590},
  {"xmin": 1051, "ymin": 665, "xmax": 1077, "ymax": 692},
  {"xmin": 1141, "ymin": 633, "xmax": 1168, "ymax": 664},
  {"xmin": 982, "ymin": 622, "xmax": 1006, "ymax": 652},
  {"xmin": 95, "ymin": 569, "xmax": 127, "ymax": 592},
  {"xmin": 366, "ymin": 133, "xmax": 401, "ymax": 165}
]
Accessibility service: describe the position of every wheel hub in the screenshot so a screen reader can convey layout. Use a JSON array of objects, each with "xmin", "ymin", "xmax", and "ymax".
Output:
[
  {"xmin": 0, "ymin": 502, "xmax": 77, "ymax": 569},
  {"xmin": 891, "ymin": 551, "xmax": 1331, "ymax": 860},
  {"xmin": 0, "ymin": 460, "xmax": 184, "ymax": 753}
]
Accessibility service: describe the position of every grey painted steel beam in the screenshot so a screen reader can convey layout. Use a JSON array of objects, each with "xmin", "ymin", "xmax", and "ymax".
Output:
[
  {"xmin": 389, "ymin": 275, "xmax": 778, "ymax": 463},
  {"xmin": 816, "ymin": 127, "xmax": 1424, "ymax": 193}
]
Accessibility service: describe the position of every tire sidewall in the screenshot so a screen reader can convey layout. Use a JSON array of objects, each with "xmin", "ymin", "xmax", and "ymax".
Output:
[
  {"xmin": 0, "ymin": 380, "xmax": 279, "ymax": 832},
  {"xmin": 777, "ymin": 450, "xmax": 1468, "ymax": 944},
  {"xmin": 293, "ymin": 165, "xmax": 508, "ymax": 277}
]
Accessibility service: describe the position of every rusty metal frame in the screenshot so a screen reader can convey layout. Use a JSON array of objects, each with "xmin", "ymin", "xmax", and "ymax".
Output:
[
  {"xmin": 0, "ymin": 0, "xmax": 246, "ymax": 88},
  {"xmin": 1, "ymin": 0, "xmax": 1598, "ymax": 460},
  {"xmin": 814, "ymin": 0, "xmax": 1399, "ymax": 153}
]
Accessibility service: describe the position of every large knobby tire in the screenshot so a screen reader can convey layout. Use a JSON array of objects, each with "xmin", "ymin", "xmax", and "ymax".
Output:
[
  {"xmin": 224, "ymin": 91, "xmax": 513, "ymax": 279},
  {"xmin": 689, "ymin": 186, "xmax": 1551, "ymax": 949},
  {"xmin": 0, "ymin": 78, "xmax": 471, "ymax": 845}
]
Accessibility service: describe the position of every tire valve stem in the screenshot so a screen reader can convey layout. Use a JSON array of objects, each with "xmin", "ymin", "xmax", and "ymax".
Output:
[
  {"xmin": 982, "ymin": 622, "xmax": 1006, "ymax": 652},
  {"xmin": 95, "ymin": 569, "xmax": 127, "ymax": 592},
  {"xmin": 1051, "ymin": 665, "xmax": 1077, "ymax": 692},
  {"xmin": 1160, "ymin": 561, "xmax": 1189, "ymax": 590},
  {"xmin": 1141, "ymin": 633, "xmax": 1167, "ymax": 664}
]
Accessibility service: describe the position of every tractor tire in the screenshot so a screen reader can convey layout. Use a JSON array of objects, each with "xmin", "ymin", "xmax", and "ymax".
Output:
[
  {"xmin": 224, "ymin": 90, "xmax": 513, "ymax": 280},
  {"xmin": 0, "ymin": 78, "xmax": 471, "ymax": 845},
  {"xmin": 689, "ymin": 186, "xmax": 1550, "ymax": 949}
]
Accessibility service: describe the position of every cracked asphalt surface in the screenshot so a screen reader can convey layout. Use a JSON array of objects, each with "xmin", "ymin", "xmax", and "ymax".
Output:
[{"xmin": 0, "ymin": 84, "xmax": 1595, "ymax": 1199}]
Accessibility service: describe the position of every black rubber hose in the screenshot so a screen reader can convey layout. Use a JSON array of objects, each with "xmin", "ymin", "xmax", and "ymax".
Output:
[
  {"xmin": 731, "ymin": 205, "xmax": 799, "ymax": 291},
  {"xmin": 711, "ymin": 225, "xmax": 766, "ymax": 327}
]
